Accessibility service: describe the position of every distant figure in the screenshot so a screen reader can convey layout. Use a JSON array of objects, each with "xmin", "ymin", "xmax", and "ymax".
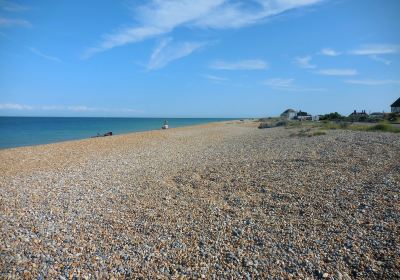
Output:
[{"xmin": 162, "ymin": 120, "xmax": 169, "ymax": 129}]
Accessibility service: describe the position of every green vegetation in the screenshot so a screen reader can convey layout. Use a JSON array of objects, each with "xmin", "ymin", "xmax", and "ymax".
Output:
[
  {"xmin": 320, "ymin": 122, "xmax": 349, "ymax": 130},
  {"xmin": 319, "ymin": 112, "xmax": 345, "ymax": 121},
  {"xmin": 366, "ymin": 123, "xmax": 400, "ymax": 133},
  {"xmin": 289, "ymin": 128, "xmax": 326, "ymax": 137},
  {"xmin": 312, "ymin": 131, "xmax": 327, "ymax": 136},
  {"xmin": 258, "ymin": 113, "xmax": 400, "ymax": 134},
  {"xmin": 386, "ymin": 113, "xmax": 400, "ymax": 123},
  {"xmin": 257, "ymin": 119, "xmax": 288, "ymax": 129},
  {"xmin": 319, "ymin": 121, "xmax": 400, "ymax": 133}
]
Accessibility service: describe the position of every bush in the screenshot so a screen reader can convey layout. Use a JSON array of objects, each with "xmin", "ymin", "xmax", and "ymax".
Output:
[
  {"xmin": 258, "ymin": 120, "xmax": 288, "ymax": 129},
  {"xmin": 275, "ymin": 121, "xmax": 288, "ymax": 127},
  {"xmin": 320, "ymin": 112, "xmax": 344, "ymax": 121},
  {"xmin": 367, "ymin": 123, "xmax": 400, "ymax": 133},
  {"xmin": 312, "ymin": 131, "xmax": 326, "ymax": 136},
  {"xmin": 386, "ymin": 113, "xmax": 399, "ymax": 122},
  {"xmin": 258, "ymin": 122, "xmax": 271, "ymax": 129},
  {"xmin": 321, "ymin": 122, "xmax": 340, "ymax": 130}
]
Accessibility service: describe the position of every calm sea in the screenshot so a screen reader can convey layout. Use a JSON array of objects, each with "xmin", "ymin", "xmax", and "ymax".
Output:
[{"xmin": 0, "ymin": 117, "xmax": 236, "ymax": 149}]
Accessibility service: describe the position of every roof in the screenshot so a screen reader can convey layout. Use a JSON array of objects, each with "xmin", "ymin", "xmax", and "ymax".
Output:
[
  {"xmin": 280, "ymin": 109, "xmax": 296, "ymax": 116},
  {"xmin": 391, "ymin": 97, "xmax": 400, "ymax": 107}
]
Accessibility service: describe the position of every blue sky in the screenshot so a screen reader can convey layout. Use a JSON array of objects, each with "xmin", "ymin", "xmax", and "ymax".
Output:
[{"xmin": 0, "ymin": 0, "xmax": 399, "ymax": 117}]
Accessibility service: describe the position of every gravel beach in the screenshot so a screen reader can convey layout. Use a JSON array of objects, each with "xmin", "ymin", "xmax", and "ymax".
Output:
[{"xmin": 1, "ymin": 121, "xmax": 399, "ymax": 279}]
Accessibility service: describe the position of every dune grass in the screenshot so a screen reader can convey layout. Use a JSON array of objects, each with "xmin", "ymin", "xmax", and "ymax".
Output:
[
  {"xmin": 258, "ymin": 118, "xmax": 400, "ymax": 134},
  {"xmin": 320, "ymin": 121, "xmax": 400, "ymax": 133},
  {"xmin": 365, "ymin": 123, "xmax": 400, "ymax": 133}
]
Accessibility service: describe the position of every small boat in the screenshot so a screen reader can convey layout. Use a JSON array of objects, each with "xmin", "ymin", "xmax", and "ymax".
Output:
[
  {"xmin": 91, "ymin": 131, "xmax": 113, "ymax": 138},
  {"xmin": 162, "ymin": 120, "xmax": 169, "ymax": 129}
]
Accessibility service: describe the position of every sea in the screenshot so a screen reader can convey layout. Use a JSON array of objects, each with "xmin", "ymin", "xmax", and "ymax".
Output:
[{"xmin": 0, "ymin": 117, "xmax": 236, "ymax": 149}]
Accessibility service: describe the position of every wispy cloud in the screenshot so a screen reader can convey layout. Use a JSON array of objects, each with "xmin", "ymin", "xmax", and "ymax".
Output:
[
  {"xmin": 210, "ymin": 59, "xmax": 268, "ymax": 70},
  {"xmin": 84, "ymin": 0, "xmax": 323, "ymax": 58},
  {"xmin": 263, "ymin": 78, "xmax": 325, "ymax": 92},
  {"xmin": 320, "ymin": 48, "xmax": 340, "ymax": 56},
  {"xmin": 0, "ymin": 16, "xmax": 31, "ymax": 28},
  {"xmin": 294, "ymin": 55, "xmax": 316, "ymax": 69},
  {"xmin": 264, "ymin": 78, "xmax": 294, "ymax": 88},
  {"xmin": 0, "ymin": 1, "xmax": 31, "ymax": 12},
  {"xmin": 345, "ymin": 79, "xmax": 400, "ymax": 86},
  {"xmin": 0, "ymin": 103, "xmax": 143, "ymax": 113},
  {"xmin": 55, "ymin": 106, "xmax": 143, "ymax": 113},
  {"xmin": 349, "ymin": 44, "xmax": 400, "ymax": 55},
  {"xmin": 369, "ymin": 55, "xmax": 392, "ymax": 65},
  {"xmin": 0, "ymin": 103, "xmax": 33, "ymax": 110},
  {"xmin": 147, "ymin": 38, "xmax": 207, "ymax": 70},
  {"xmin": 317, "ymin": 68, "xmax": 357, "ymax": 76},
  {"xmin": 203, "ymin": 74, "xmax": 228, "ymax": 82},
  {"xmin": 29, "ymin": 47, "xmax": 62, "ymax": 63}
]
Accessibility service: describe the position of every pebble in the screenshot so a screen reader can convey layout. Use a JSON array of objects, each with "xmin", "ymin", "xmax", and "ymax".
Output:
[{"xmin": 0, "ymin": 121, "xmax": 399, "ymax": 278}]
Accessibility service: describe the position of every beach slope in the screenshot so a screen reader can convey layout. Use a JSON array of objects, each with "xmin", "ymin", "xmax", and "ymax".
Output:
[{"xmin": 1, "ymin": 121, "xmax": 399, "ymax": 278}]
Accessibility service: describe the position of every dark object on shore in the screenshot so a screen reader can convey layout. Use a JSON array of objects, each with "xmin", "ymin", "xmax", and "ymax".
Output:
[
  {"xmin": 162, "ymin": 120, "xmax": 169, "ymax": 129},
  {"xmin": 92, "ymin": 132, "xmax": 113, "ymax": 138},
  {"xmin": 258, "ymin": 123, "xmax": 271, "ymax": 129}
]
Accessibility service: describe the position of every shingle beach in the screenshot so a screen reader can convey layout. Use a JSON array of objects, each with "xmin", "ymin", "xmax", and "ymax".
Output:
[{"xmin": 1, "ymin": 121, "xmax": 399, "ymax": 279}]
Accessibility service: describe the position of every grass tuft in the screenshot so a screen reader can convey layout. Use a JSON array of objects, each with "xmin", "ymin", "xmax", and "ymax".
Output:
[{"xmin": 366, "ymin": 123, "xmax": 400, "ymax": 133}]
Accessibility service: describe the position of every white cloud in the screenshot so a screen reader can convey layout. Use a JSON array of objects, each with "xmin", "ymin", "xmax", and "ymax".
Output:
[
  {"xmin": 203, "ymin": 74, "xmax": 228, "ymax": 82},
  {"xmin": 317, "ymin": 68, "xmax": 357, "ymax": 76},
  {"xmin": 349, "ymin": 44, "xmax": 400, "ymax": 55},
  {"xmin": 82, "ymin": 26, "xmax": 165, "ymax": 59},
  {"xmin": 84, "ymin": 0, "xmax": 323, "ymax": 57},
  {"xmin": 0, "ymin": 17, "xmax": 31, "ymax": 28},
  {"xmin": 41, "ymin": 105, "xmax": 64, "ymax": 110},
  {"xmin": 147, "ymin": 38, "xmax": 206, "ymax": 70},
  {"xmin": 64, "ymin": 106, "xmax": 144, "ymax": 113},
  {"xmin": 369, "ymin": 55, "xmax": 392, "ymax": 65},
  {"xmin": 263, "ymin": 78, "xmax": 325, "ymax": 92},
  {"xmin": 0, "ymin": 103, "xmax": 33, "ymax": 110},
  {"xmin": 264, "ymin": 78, "xmax": 294, "ymax": 88},
  {"xmin": 29, "ymin": 47, "xmax": 62, "ymax": 63},
  {"xmin": 67, "ymin": 105, "xmax": 93, "ymax": 112},
  {"xmin": 345, "ymin": 79, "xmax": 400, "ymax": 86},
  {"xmin": 0, "ymin": 103, "xmax": 143, "ymax": 113},
  {"xmin": 210, "ymin": 59, "xmax": 268, "ymax": 70},
  {"xmin": 295, "ymin": 55, "xmax": 316, "ymax": 69},
  {"xmin": 320, "ymin": 48, "xmax": 340, "ymax": 56},
  {"xmin": 0, "ymin": 1, "xmax": 31, "ymax": 12}
]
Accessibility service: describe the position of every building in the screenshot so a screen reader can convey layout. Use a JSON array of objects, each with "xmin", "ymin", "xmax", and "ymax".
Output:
[
  {"xmin": 281, "ymin": 109, "xmax": 317, "ymax": 121},
  {"xmin": 370, "ymin": 112, "xmax": 384, "ymax": 119},
  {"xmin": 391, "ymin": 97, "xmax": 400, "ymax": 113},
  {"xmin": 294, "ymin": 110, "xmax": 312, "ymax": 121},
  {"xmin": 280, "ymin": 109, "xmax": 296, "ymax": 120},
  {"xmin": 350, "ymin": 110, "xmax": 368, "ymax": 117}
]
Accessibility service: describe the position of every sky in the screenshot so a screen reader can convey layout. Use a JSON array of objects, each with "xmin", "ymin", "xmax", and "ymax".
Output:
[{"xmin": 0, "ymin": 0, "xmax": 399, "ymax": 118}]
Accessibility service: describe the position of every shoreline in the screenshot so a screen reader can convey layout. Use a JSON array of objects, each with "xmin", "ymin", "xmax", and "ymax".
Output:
[
  {"xmin": 0, "ymin": 118, "xmax": 242, "ymax": 151},
  {"xmin": 0, "ymin": 120, "xmax": 246, "ymax": 177}
]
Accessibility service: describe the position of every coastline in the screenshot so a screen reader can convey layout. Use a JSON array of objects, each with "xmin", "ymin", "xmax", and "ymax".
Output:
[
  {"xmin": 0, "ymin": 120, "xmax": 242, "ymax": 176},
  {"xmin": 1, "ymin": 121, "xmax": 399, "ymax": 278},
  {"xmin": 0, "ymin": 117, "xmax": 240, "ymax": 150}
]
